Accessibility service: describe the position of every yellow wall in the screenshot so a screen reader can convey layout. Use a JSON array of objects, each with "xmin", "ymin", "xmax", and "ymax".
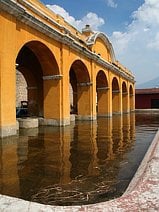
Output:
[{"xmin": 0, "ymin": 0, "xmax": 135, "ymax": 137}]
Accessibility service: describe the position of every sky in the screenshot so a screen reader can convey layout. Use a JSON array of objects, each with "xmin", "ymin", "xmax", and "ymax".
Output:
[{"xmin": 41, "ymin": 0, "xmax": 159, "ymax": 85}]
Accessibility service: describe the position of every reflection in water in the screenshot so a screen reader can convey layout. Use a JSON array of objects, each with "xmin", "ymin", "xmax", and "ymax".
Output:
[{"xmin": 0, "ymin": 113, "xmax": 158, "ymax": 205}]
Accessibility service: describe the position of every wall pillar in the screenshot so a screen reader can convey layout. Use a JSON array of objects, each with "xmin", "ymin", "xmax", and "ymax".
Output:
[
  {"xmin": 129, "ymin": 94, "xmax": 135, "ymax": 112},
  {"xmin": 122, "ymin": 92, "xmax": 129, "ymax": 113},
  {"xmin": 97, "ymin": 87, "xmax": 109, "ymax": 116},
  {"xmin": 77, "ymin": 83, "xmax": 95, "ymax": 120},
  {"xmin": 112, "ymin": 91, "xmax": 122, "ymax": 114},
  {"xmin": 0, "ymin": 59, "xmax": 17, "ymax": 137},
  {"xmin": 130, "ymin": 94, "xmax": 135, "ymax": 111},
  {"xmin": 42, "ymin": 75, "xmax": 69, "ymax": 126},
  {"xmin": 129, "ymin": 85, "xmax": 135, "ymax": 112}
]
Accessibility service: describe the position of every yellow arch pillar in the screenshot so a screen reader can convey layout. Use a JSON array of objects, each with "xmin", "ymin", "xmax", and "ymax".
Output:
[
  {"xmin": 97, "ymin": 88, "xmax": 110, "ymax": 117},
  {"xmin": 0, "ymin": 56, "xmax": 17, "ymax": 137},
  {"xmin": 0, "ymin": 11, "xmax": 17, "ymax": 136},
  {"xmin": 122, "ymin": 93, "xmax": 129, "ymax": 113},
  {"xmin": 122, "ymin": 82, "xmax": 129, "ymax": 113},
  {"xmin": 130, "ymin": 93, "xmax": 135, "ymax": 112},
  {"xmin": 129, "ymin": 85, "xmax": 135, "ymax": 112},
  {"xmin": 42, "ymin": 76, "xmax": 67, "ymax": 126},
  {"xmin": 112, "ymin": 90, "xmax": 122, "ymax": 114},
  {"xmin": 77, "ymin": 83, "xmax": 95, "ymax": 120},
  {"xmin": 111, "ymin": 76, "xmax": 122, "ymax": 115}
]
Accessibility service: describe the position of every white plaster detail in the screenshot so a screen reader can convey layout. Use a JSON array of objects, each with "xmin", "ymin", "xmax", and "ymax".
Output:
[
  {"xmin": 87, "ymin": 32, "xmax": 116, "ymax": 62},
  {"xmin": 97, "ymin": 87, "xmax": 109, "ymax": 90},
  {"xmin": 77, "ymin": 82, "xmax": 93, "ymax": 87},
  {"xmin": 43, "ymin": 75, "xmax": 63, "ymax": 80},
  {"xmin": 112, "ymin": 90, "xmax": 120, "ymax": 93}
]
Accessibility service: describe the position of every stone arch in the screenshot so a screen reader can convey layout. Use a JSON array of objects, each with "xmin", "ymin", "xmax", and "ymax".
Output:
[
  {"xmin": 96, "ymin": 70, "xmax": 109, "ymax": 116},
  {"xmin": 112, "ymin": 77, "xmax": 120, "ymax": 114},
  {"xmin": 122, "ymin": 81, "xmax": 128, "ymax": 113},
  {"xmin": 16, "ymin": 40, "xmax": 60, "ymax": 118},
  {"xmin": 69, "ymin": 60, "xmax": 93, "ymax": 119},
  {"xmin": 16, "ymin": 41, "xmax": 59, "ymax": 76}
]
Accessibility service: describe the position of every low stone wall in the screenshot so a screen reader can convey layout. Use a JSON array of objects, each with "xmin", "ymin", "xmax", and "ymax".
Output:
[
  {"xmin": 135, "ymin": 109, "xmax": 159, "ymax": 113},
  {"xmin": 18, "ymin": 118, "xmax": 39, "ymax": 128},
  {"xmin": 0, "ymin": 129, "xmax": 159, "ymax": 211}
]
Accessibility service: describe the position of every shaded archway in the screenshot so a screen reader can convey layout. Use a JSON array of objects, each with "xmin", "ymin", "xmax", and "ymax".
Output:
[
  {"xmin": 69, "ymin": 68, "xmax": 78, "ymax": 114},
  {"xmin": 129, "ymin": 85, "xmax": 134, "ymax": 111},
  {"xmin": 112, "ymin": 77, "xmax": 120, "ymax": 114},
  {"xmin": 16, "ymin": 41, "xmax": 60, "ymax": 118},
  {"xmin": 69, "ymin": 60, "xmax": 92, "ymax": 119},
  {"xmin": 122, "ymin": 82, "xmax": 128, "ymax": 113},
  {"xmin": 96, "ymin": 70, "xmax": 109, "ymax": 116}
]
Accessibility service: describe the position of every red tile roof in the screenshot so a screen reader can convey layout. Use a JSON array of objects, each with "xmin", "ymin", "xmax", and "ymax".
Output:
[{"xmin": 135, "ymin": 88, "xmax": 159, "ymax": 94}]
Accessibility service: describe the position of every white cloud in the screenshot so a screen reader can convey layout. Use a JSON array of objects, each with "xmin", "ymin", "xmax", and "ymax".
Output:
[
  {"xmin": 105, "ymin": 0, "xmax": 117, "ymax": 8},
  {"xmin": 148, "ymin": 32, "xmax": 159, "ymax": 50},
  {"xmin": 110, "ymin": 0, "xmax": 159, "ymax": 84},
  {"xmin": 132, "ymin": 0, "xmax": 159, "ymax": 25},
  {"xmin": 46, "ymin": 4, "xmax": 105, "ymax": 31},
  {"xmin": 46, "ymin": 2, "xmax": 159, "ymax": 84}
]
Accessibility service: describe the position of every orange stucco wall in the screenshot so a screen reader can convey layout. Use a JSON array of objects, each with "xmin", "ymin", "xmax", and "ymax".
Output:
[{"xmin": 0, "ymin": 0, "xmax": 135, "ymax": 137}]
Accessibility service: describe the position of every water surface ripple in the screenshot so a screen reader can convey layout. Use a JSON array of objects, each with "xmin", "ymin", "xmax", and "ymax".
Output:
[{"xmin": 0, "ymin": 113, "xmax": 158, "ymax": 205}]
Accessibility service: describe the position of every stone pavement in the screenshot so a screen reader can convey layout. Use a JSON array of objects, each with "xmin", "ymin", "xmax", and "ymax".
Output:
[{"xmin": 0, "ymin": 130, "xmax": 159, "ymax": 211}]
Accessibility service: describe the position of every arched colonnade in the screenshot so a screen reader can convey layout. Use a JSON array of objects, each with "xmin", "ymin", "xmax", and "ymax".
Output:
[
  {"xmin": 16, "ymin": 40, "xmax": 134, "ymax": 124},
  {"xmin": 0, "ymin": 0, "xmax": 135, "ymax": 137}
]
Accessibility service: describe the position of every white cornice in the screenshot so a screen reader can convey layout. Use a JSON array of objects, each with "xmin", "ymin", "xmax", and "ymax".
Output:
[
  {"xmin": 97, "ymin": 87, "xmax": 109, "ymax": 90},
  {"xmin": 77, "ymin": 82, "xmax": 93, "ymax": 87},
  {"xmin": 43, "ymin": 75, "xmax": 63, "ymax": 80}
]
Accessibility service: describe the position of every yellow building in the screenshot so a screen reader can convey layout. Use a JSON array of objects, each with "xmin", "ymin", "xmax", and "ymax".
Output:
[{"xmin": 0, "ymin": 0, "xmax": 135, "ymax": 137}]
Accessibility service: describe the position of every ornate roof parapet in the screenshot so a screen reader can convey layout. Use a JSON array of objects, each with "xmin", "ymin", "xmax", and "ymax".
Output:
[
  {"xmin": 82, "ymin": 25, "xmax": 94, "ymax": 37},
  {"xmin": 112, "ymin": 61, "xmax": 135, "ymax": 81},
  {"xmin": 86, "ymin": 32, "xmax": 116, "ymax": 63}
]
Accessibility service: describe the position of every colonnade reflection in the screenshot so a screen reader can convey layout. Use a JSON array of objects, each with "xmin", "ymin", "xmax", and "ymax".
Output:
[{"xmin": 0, "ymin": 114, "xmax": 136, "ymax": 203}]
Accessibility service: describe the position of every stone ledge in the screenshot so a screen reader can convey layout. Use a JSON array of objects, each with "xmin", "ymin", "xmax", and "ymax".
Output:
[
  {"xmin": 70, "ymin": 114, "xmax": 76, "ymax": 122},
  {"xmin": 39, "ymin": 118, "xmax": 70, "ymax": 126},
  {"xmin": 135, "ymin": 109, "xmax": 159, "ymax": 113},
  {"xmin": 76, "ymin": 115, "xmax": 96, "ymax": 121},
  {"xmin": 18, "ymin": 118, "xmax": 39, "ymax": 129},
  {"xmin": 0, "ymin": 125, "xmax": 17, "ymax": 137},
  {"xmin": 0, "ymin": 130, "xmax": 159, "ymax": 211},
  {"xmin": 97, "ymin": 113, "xmax": 112, "ymax": 117}
]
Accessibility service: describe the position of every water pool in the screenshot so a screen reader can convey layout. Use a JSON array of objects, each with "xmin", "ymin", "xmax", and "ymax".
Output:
[{"xmin": 0, "ymin": 113, "xmax": 158, "ymax": 205}]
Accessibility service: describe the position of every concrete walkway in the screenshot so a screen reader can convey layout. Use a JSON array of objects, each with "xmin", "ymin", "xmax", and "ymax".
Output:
[{"xmin": 0, "ymin": 130, "xmax": 159, "ymax": 211}]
